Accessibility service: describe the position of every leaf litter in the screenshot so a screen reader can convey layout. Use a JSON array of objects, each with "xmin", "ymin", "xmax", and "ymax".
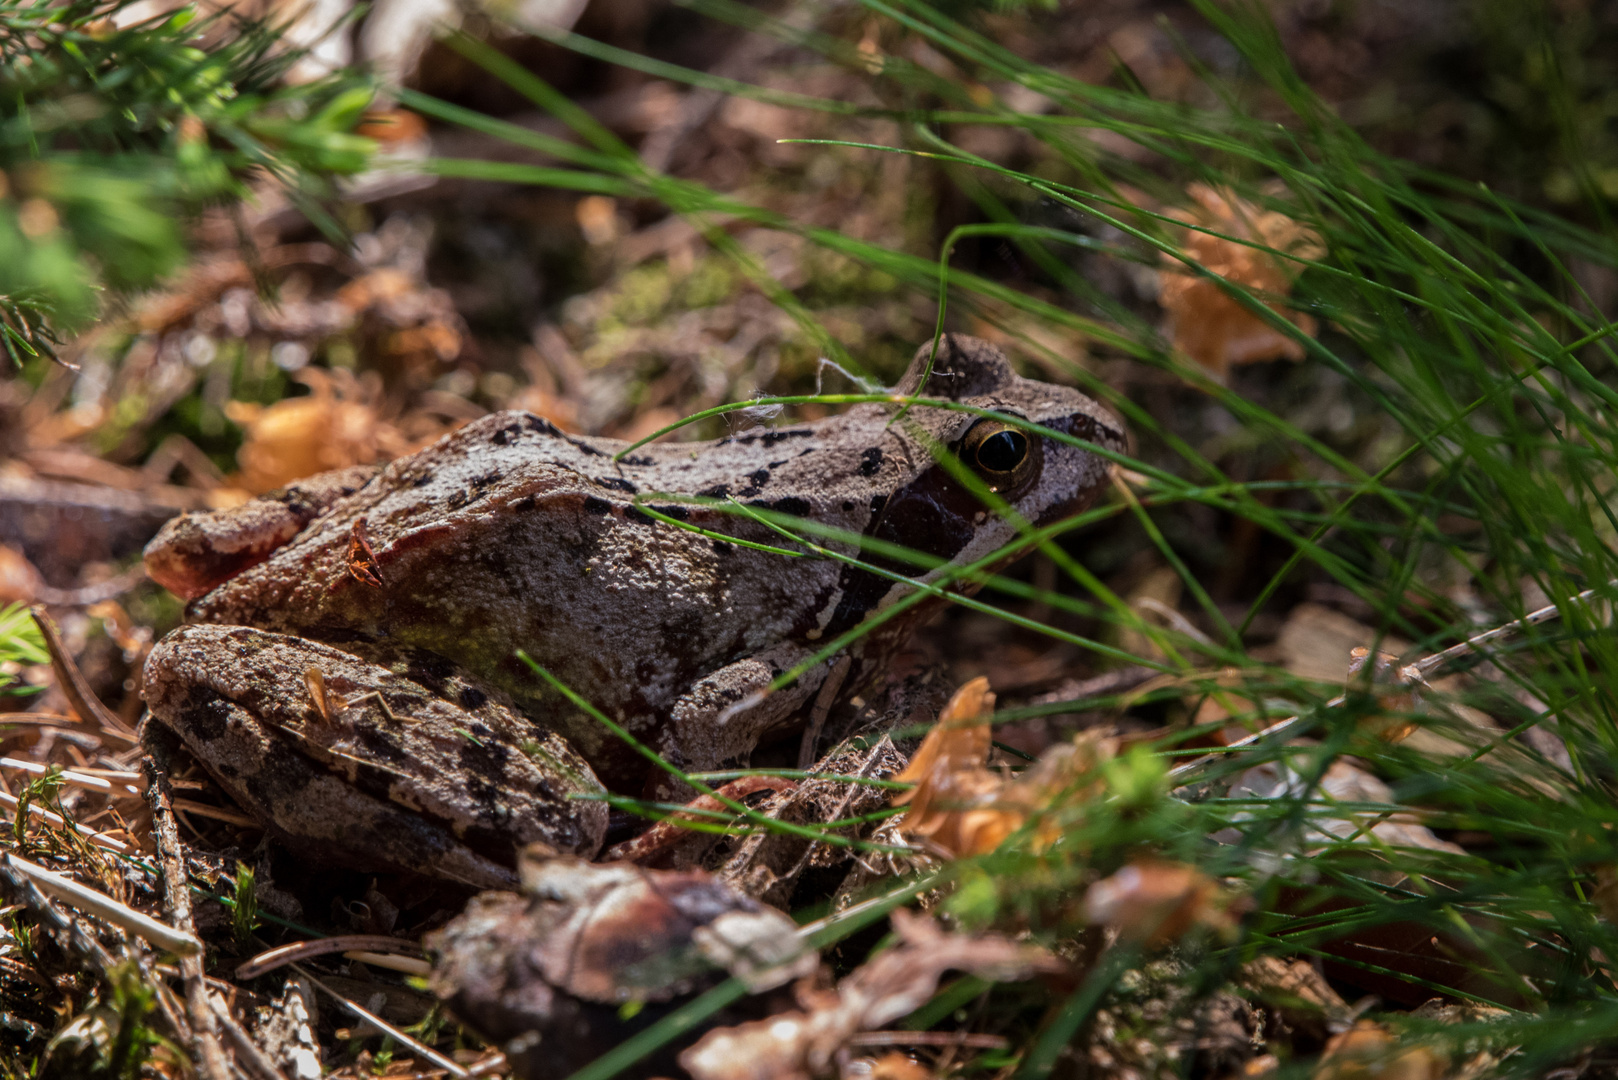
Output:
[{"xmin": 0, "ymin": 1, "xmax": 1614, "ymax": 1077}]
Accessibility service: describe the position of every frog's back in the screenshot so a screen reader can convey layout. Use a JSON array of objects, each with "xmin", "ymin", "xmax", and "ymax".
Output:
[{"xmin": 179, "ymin": 335, "xmax": 1123, "ymax": 784}]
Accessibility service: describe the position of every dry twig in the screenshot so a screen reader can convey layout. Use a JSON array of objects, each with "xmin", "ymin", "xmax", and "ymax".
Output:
[{"xmin": 144, "ymin": 729, "xmax": 234, "ymax": 1080}]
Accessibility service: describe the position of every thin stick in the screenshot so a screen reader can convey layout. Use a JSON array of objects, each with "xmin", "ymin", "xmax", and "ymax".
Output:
[
  {"xmin": 343, "ymin": 950, "xmax": 433, "ymax": 977},
  {"xmin": 1168, "ymin": 583, "xmax": 1613, "ymax": 788},
  {"xmin": 212, "ymin": 994, "xmax": 292, "ymax": 1080},
  {"xmin": 1, "ymin": 756, "xmax": 140, "ymax": 796},
  {"xmin": 848, "ymin": 1031, "xmax": 1009, "ymax": 1049},
  {"xmin": 799, "ymin": 654, "xmax": 852, "ymax": 770},
  {"xmin": 0, "ymin": 854, "xmax": 131, "ymax": 1005},
  {"xmin": 0, "ymin": 713, "xmax": 140, "ymax": 745},
  {"xmin": 30, "ymin": 607, "xmax": 139, "ymax": 742},
  {"xmin": 296, "ymin": 963, "xmax": 471, "ymax": 1079},
  {"xmin": 144, "ymin": 732, "xmax": 233, "ymax": 1080},
  {"xmin": 1408, "ymin": 583, "xmax": 1608, "ymax": 679},
  {"xmin": 5, "ymin": 854, "xmax": 200, "ymax": 956},
  {"xmin": 237, "ymin": 934, "xmax": 427, "ymax": 980}
]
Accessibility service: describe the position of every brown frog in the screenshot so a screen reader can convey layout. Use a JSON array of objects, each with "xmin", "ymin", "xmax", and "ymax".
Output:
[{"xmin": 142, "ymin": 335, "xmax": 1124, "ymax": 888}]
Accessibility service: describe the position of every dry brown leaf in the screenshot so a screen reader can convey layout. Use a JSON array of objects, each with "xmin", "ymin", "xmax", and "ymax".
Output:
[
  {"xmin": 227, "ymin": 369, "xmax": 389, "ymax": 493},
  {"xmin": 0, "ymin": 542, "xmax": 46, "ymax": 603},
  {"xmin": 892, "ymin": 677, "xmax": 1004, "ymax": 855},
  {"xmin": 1277, "ymin": 604, "xmax": 1411, "ymax": 685},
  {"xmin": 855, "ymin": 1052, "xmax": 934, "ymax": 1079},
  {"xmin": 678, "ymin": 910, "xmax": 1061, "ymax": 1080},
  {"xmin": 1083, "ymin": 859, "xmax": 1239, "ymax": 946},
  {"xmin": 894, "ymin": 678, "xmax": 1117, "ymax": 857},
  {"xmin": 1236, "ymin": 955, "xmax": 1353, "ymax": 1042},
  {"xmin": 1159, "ymin": 184, "xmax": 1325, "ymax": 378},
  {"xmin": 1314, "ymin": 1021, "xmax": 1447, "ymax": 1080}
]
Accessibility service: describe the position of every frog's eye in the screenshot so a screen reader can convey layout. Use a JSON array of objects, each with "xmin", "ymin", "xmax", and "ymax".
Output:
[{"xmin": 960, "ymin": 418, "xmax": 1042, "ymax": 497}]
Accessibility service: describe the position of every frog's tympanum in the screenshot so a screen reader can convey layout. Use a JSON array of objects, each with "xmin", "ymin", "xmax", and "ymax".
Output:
[{"xmin": 142, "ymin": 335, "xmax": 1124, "ymax": 888}]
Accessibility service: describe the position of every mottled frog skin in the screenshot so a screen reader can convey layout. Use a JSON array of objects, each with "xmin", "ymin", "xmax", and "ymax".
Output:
[{"xmin": 142, "ymin": 335, "xmax": 1124, "ymax": 887}]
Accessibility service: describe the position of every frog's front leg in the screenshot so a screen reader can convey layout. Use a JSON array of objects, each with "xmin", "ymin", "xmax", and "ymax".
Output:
[
  {"xmin": 665, "ymin": 642, "xmax": 837, "ymax": 778},
  {"xmin": 144, "ymin": 625, "xmax": 609, "ymax": 889}
]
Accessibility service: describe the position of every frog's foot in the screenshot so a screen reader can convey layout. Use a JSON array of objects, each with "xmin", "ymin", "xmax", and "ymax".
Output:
[
  {"xmin": 144, "ymin": 624, "xmax": 608, "ymax": 889},
  {"xmin": 666, "ymin": 642, "xmax": 835, "ymax": 782}
]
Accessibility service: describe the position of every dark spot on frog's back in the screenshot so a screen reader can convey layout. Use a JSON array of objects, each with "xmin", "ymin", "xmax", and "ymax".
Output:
[
  {"xmin": 597, "ymin": 476, "xmax": 637, "ymax": 494},
  {"xmin": 181, "ymin": 684, "xmax": 231, "ymax": 742},
  {"xmin": 761, "ymin": 429, "xmax": 812, "ymax": 446},
  {"xmin": 736, "ymin": 468, "xmax": 770, "ymax": 497},
  {"xmin": 859, "ymin": 447, "xmax": 883, "ymax": 476},
  {"xmin": 772, "ymin": 496, "xmax": 810, "ymax": 518},
  {"xmin": 241, "ymin": 749, "xmax": 317, "ymax": 811},
  {"xmin": 582, "ymin": 496, "xmax": 612, "ymax": 515},
  {"xmin": 458, "ymin": 686, "xmax": 488, "ymax": 711},
  {"xmin": 457, "ymin": 738, "xmax": 511, "ymax": 792},
  {"xmin": 406, "ymin": 651, "xmax": 458, "ymax": 695},
  {"xmin": 355, "ymin": 723, "xmax": 411, "ymax": 766}
]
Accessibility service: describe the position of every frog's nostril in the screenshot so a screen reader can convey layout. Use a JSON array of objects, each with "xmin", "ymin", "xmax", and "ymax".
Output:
[{"xmin": 976, "ymin": 429, "xmax": 1028, "ymax": 473}]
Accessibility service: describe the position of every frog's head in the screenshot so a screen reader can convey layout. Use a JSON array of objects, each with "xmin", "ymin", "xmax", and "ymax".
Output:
[
  {"xmin": 890, "ymin": 332, "xmax": 1125, "ymax": 531},
  {"xmin": 822, "ymin": 334, "xmax": 1125, "ymax": 637}
]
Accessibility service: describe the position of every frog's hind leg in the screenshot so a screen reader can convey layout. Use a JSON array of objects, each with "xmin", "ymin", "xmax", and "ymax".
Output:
[{"xmin": 663, "ymin": 642, "xmax": 837, "ymax": 785}]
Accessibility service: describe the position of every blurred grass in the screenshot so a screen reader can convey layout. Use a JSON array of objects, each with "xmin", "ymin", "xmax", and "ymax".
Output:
[
  {"xmin": 0, "ymin": 0, "xmax": 376, "ymax": 354},
  {"xmin": 0, "ymin": 603, "xmax": 45, "ymax": 696},
  {"xmin": 398, "ymin": 0, "xmax": 1618, "ymax": 1074}
]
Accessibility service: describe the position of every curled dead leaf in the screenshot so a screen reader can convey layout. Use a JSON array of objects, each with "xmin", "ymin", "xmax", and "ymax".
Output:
[
  {"xmin": 893, "ymin": 677, "xmax": 1117, "ymax": 857},
  {"xmin": 0, "ymin": 543, "xmax": 46, "ymax": 604},
  {"xmin": 1159, "ymin": 184, "xmax": 1324, "ymax": 378},
  {"xmin": 1314, "ymin": 1022, "xmax": 1447, "ymax": 1080},
  {"xmin": 227, "ymin": 369, "xmax": 388, "ymax": 493},
  {"xmin": 892, "ymin": 677, "xmax": 1007, "ymax": 856},
  {"xmin": 429, "ymin": 848, "xmax": 815, "ymax": 1077},
  {"xmin": 678, "ymin": 911, "xmax": 1061, "ymax": 1080},
  {"xmin": 1083, "ymin": 860, "xmax": 1239, "ymax": 946}
]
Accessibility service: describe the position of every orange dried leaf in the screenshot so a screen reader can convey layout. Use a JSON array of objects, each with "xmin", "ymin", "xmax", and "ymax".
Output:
[
  {"xmin": 1159, "ymin": 184, "xmax": 1324, "ymax": 378},
  {"xmin": 1083, "ymin": 859, "xmax": 1238, "ymax": 946},
  {"xmin": 353, "ymin": 108, "xmax": 428, "ymax": 144},
  {"xmin": 863, "ymin": 1052, "xmax": 933, "ymax": 1080},
  {"xmin": 1009, "ymin": 729, "xmax": 1116, "ymax": 852},
  {"xmin": 893, "ymin": 677, "xmax": 1014, "ymax": 857},
  {"xmin": 229, "ymin": 370, "xmax": 385, "ymax": 493},
  {"xmin": 894, "ymin": 680, "xmax": 1118, "ymax": 858},
  {"xmin": 1314, "ymin": 1022, "xmax": 1447, "ymax": 1080},
  {"xmin": 0, "ymin": 543, "xmax": 46, "ymax": 604}
]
